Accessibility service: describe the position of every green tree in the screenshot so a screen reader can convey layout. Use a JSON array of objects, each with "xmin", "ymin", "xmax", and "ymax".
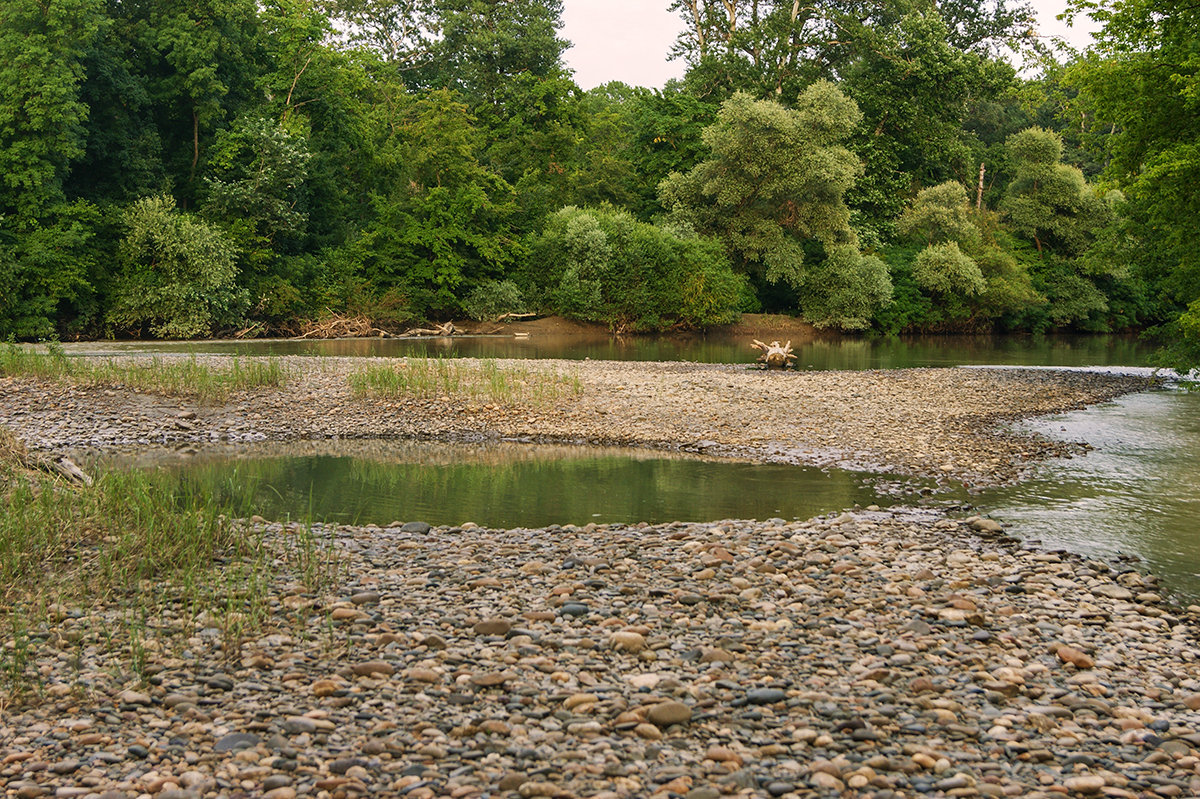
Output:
[
  {"xmin": 623, "ymin": 84, "xmax": 718, "ymax": 219},
  {"xmin": 898, "ymin": 181, "xmax": 981, "ymax": 247},
  {"xmin": 1067, "ymin": 0, "xmax": 1200, "ymax": 361},
  {"xmin": 659, "ymin": 82, "xmax": 891, "ymax": 326},
  {"xmin": 108, "ymin": 195, "xmax": 246, "ymax": 338},
  {"xmin": 201, "ymin": 115, "xmax": 312, "ymax": 321},
  {"xmin": 0, "ymin": 0, "xmax": 105, "ymax": 338},
  {"xmin": 670, "ymin": 0, "xmax": 1034, "ymax": 101},
  {"xmin": 910, "ymin": 242, "xmax": 986, "ymax": 296},
  {"xmin": 340, "ymin": 91, "xmax": 519, "ymax": 321},
  {"xmin": 796, "ymin": 245, "xmax": 893, "ymax": 329},
  {"xmin": 898, "ymin": 182, "xmax": 985, "ymax": 297},
  {"xmin": 1002, "ymin": 127, "xmax": 1109, "ymax": 257},
  {"xmin": 132, "ymin": 0, "xmax": 265, "ymax": 198}
]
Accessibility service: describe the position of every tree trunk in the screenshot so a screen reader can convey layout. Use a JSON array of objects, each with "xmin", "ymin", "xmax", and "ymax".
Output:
[
  {"xmin": 976, "ymin": 161, "xmax": 986, "ymax": 211},
  {"xmin": 192, "ymin": 108, "xmax": 200, "ymax": 179}
]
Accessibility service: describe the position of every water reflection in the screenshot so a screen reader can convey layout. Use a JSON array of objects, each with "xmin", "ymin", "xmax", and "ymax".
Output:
[
  {"xmin": 978, "ymin": 388, "xmax": 1200, "ymax": 602},
  {"xmin": 95, "ymin": 440, "xmax": 901, "ymax": 529},
  {"xmin": 64, "ymin": 332, "xmax": 1155, "ymax": 370}
]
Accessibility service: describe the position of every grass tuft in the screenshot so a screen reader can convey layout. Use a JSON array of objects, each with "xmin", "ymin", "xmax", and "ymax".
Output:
[
  {"xmin": 0, "ymin": 344, "xmax": 288, "ymax": 402},
  {"xmin": 348, "ymin": 357, "xmax": 582, "ymax": 406}
]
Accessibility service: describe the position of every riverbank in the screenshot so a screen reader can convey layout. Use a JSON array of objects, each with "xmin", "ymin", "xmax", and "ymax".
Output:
[
  {"xmin": 0, "ymin": 356, "xmax": 1156, "ymax": 488},
  {"xmin": 3, "ymin": 356, "xmax": 1194, "ymax": 799},
  {"xmin": 3, "ymin": 510, "xmax": 1200, "ymax": 799}
]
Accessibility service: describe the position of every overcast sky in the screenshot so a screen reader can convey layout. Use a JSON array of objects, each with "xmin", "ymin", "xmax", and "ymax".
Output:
[{"xmin": 560, "ymin": 0, "xmax": 1099, "ymax": 90}]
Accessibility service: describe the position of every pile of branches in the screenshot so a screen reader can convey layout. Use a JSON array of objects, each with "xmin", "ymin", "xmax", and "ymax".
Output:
[{"xmin": 292, "ymin": 315, "xmax": 395, "ymax": 340}]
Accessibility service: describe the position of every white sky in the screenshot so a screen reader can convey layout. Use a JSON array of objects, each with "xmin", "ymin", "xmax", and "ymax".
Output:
[{"xmin": 560, "ymin": 0, "xmax": 1099, "ymax": 90}]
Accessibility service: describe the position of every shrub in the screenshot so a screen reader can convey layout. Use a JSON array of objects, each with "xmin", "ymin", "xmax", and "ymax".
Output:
[
  {"xmin": 528, "ymin": 206, "xmax": 743, "ymax": 332},
  {"xmin": 912, "ymin": 242, "xmax": 986, "ymax": 296},
  {"xmin": 462, "ymin": 279, "xmax": 526, "ymax": 321},
  {"xmin": 107, "ymin": 196, "xmax": 247, "ymax": 338},
  {"xmin": 797, "ymin": 246, "xmax": 893, "ymax": 330}
]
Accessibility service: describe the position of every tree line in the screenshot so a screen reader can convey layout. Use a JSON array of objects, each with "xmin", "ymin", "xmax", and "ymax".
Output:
[{"xmin": 0, "ymin": 0, "xmax": 1195, "ymax": 366}]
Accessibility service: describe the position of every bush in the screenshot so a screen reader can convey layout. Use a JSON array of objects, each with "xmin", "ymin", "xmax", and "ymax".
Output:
[
  {"xmin": 528, "ymin": 206, "xmax": 743, "ymax": 332},
  {"xmin": 462, "ymin": 279, "xmax": 526, "ymax": 321},
  {"xmin": 107, "ymin": 195, "xmax": 247, "ymax": 338},
  {"xmin": 912, "ymin": 242, "xmax": 986, "ymax": 296},
  {"xmin": 797, "ymin": 246, "xmax": 893, "ymax": 330}
]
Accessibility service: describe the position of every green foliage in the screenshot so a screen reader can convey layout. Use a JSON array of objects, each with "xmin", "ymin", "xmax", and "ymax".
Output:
[
  {"xmin": 796, "ymin": 246, "xmax": 893, "ymax": 330},
  {"xmin": 842, "ymin": 11, "xmax": 992, "ymax": 224},
  {"xmin": 659, "ymin": 83, "xmax": 863, "ymax": 288},
  {"xmin": 912, "ymin": 242, "xmax": 987, "ymax": 296},
  {"xmin": 1158, "ymin": 299, "xmax": 1200, "ymax": 375},
  {"xmin": 0, "ymin": 0, "xmax": 102, "ymax": 213},
  {"xmin": 975, "ymin": 245, "xmax": 1042, "ymax": 319},
  {"xmin": 203, "ymin": 115, "xmax": 311, "ymax": 250},
  {"xmin": 528, "ymin": 206, "xmax": 744, "ymax": 332},
  {"xmin": 107, "ymin": 195, "xmax": 246, "ymax": 338},
  {"xmin": 1003, "ymin": 127, "xmax": 1110, "ymax": 256},
  {"xmin": 0, "ymin": 0, "xmax": 1161, "ymax": 342},
  {"xmin": 344, "ymin": 91, "xmax": 519, "ymax": 320},
  {"xmin": 898, "ymin": 181, "xmax": 980, "ymax": 248},
  {"xmin": 0, "ymin": 201, "xmax": 101, "ymax": 339},
  {"xmin": 462, "ymin": 280, "xmax": 526, "ymax": 322},
  {"xmin": 1066, "ymin": 0, "xmax": 1200, "ymax": 365}
]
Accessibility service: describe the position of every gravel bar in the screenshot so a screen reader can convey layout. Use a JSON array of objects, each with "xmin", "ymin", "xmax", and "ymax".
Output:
[{"xmin": 3, "ymin": 356, "xmax": 1195, "ymax": 799}]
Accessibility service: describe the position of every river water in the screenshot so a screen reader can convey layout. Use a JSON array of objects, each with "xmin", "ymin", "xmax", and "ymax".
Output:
[{"xmin": 81, "ymin": 333, "xmax": 1200, "ymax": 603}]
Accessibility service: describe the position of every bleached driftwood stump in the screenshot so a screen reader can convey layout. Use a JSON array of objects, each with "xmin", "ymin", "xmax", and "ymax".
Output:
[{"xmin": 751, "ymin": 339, "xmax": 796, "ymax": 369}]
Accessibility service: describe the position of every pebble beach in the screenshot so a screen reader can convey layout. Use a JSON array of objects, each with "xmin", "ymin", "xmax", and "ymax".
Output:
[{"xmin": 4, "ymin": 356, "xmax": 1199, "ymax": 799}]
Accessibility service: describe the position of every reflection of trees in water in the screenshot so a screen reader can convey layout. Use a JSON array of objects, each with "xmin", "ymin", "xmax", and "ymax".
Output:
[
  {"xmin": 66, "ymin": 333, "xmax": 1155, "ymax": 369},
  {"xmin": 104, "ymin": 443, "xmax": 877, "ymax": 528}
]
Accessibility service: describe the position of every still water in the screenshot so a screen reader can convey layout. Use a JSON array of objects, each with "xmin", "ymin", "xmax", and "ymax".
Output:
[
  {"xmin": 101, "ymin": 440, "xmax": 908, "ymax": 530},
  {"xmin": 66, "ymin": 332, "xmax": 1155, "ymax": 370}
]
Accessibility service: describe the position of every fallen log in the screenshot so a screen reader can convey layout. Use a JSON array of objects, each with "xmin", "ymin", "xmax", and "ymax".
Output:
[
  {"xmin": 752, "ymin": 339, "xmax": 796, "ymax": 369},
  {"xmin": 402, "ymin": 321, "xmax": 457, "ymax": 337},
  {"xmin": 24, "ymin": 453, "xmax": 93, "ymax": 486},
  {"xmin": 492, "ymin": 312, "xmax": 539, "ymax": 323}
]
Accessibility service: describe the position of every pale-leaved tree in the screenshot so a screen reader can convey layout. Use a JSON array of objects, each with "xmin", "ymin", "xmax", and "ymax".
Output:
[{"xmin": 658, "ymin": 81, "xmax": 892, "ymax": 328}]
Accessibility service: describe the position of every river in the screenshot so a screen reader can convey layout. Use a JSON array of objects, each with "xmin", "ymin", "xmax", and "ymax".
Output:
[{"xmin": 77, "ymin": 332, "xmax": 1200, "ymax": 603}]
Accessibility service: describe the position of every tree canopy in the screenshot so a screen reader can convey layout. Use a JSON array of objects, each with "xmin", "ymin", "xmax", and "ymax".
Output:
[{"xmin": 0, "ymin": 0, "xmax": 1190, "ymax": 361}]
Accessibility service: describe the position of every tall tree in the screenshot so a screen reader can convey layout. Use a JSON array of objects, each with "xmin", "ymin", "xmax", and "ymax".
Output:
[
  {"xmin": 670, "ymin": 0, "xmax": 1035, "ymax": 100},
  {"xmin": 659, "ymin": 82, "xmax": 892, "ymax": 327},
  {"xmin": 0, "ymin": 0, "xmax": 104, "ymax": 337},
  {"xmin": 1067, "ymin": 0, "xmax": 1200, "ymax": 358}
]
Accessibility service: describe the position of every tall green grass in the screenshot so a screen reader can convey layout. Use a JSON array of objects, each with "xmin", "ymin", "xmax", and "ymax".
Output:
[
  {"xmin": 0, "ymin": 343, "xmax": 288, "ymax": 402},
  {"xmin": 348, "ymin": 358, "xmax": 582, "ymax": 406},
  {"xmin": 0, "ymin": 448, "xmax": 341, "ymax": 705}
]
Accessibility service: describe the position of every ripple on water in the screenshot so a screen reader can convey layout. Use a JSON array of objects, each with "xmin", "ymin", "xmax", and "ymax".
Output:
[{"xmin": 979, "ymin": 386, "xmax": 1200, "ymax": 602}]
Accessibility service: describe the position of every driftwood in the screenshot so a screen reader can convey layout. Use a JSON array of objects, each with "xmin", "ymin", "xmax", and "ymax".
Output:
[
  {"xmin": 402, "ymin": 321, "xmax": 457, "ymax": 337},
  {"xmin": 752, "ymin": 339, "xmax": 796, "ymax": 369},
  {"xmin": 24, "ymin": 453, "xmax": 93, "ymax": 486},
  {"xmin": 233, "ymin": 321, "xmax": 267, "ymax": 339},
  {"xmin": 294, "ymin": 314, "xmax": 393, "ymax": 339},
  {"xmin": 492, "ymin": 312, "xmax": 538, "ymax": 323}
]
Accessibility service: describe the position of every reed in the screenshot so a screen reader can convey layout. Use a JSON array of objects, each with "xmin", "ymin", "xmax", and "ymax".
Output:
[
  {"xmin": 0, "ymin": 453, "xmax": 340, "ymax": 705},
  {"xmin": 0, "ymin": 344, "xmax": 288, "ymax": 402},
  {"xmin": 348, "ymin": 357, "xmax": 582, "ymax": 406}
]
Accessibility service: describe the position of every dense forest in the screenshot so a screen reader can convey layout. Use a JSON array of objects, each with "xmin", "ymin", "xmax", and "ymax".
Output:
[{"xmin": 0, "ymin": 0, "xmax": 1196, "ymax": 365}]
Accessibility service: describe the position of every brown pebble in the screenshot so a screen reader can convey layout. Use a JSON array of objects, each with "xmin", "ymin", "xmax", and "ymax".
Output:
[
  {"xmin": 350, "ymin": 660, "xmax": 395, "ymax": 677},
  {"xmin": 646, "ymin": 700, "xmax": 692, "ymax": 727}
]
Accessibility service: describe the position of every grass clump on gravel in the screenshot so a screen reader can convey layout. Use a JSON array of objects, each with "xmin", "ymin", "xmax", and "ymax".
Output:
[
  {"xmin": 349, "ymin": 357, "xmax": 582, "ymax": 406},
  {"xmin": 0, "ymin": 430, "xmax": 340, "ymax": 707},
  {"xmin": 0, "ymin": 343, "xmax": 288, "ymax": 402}
]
